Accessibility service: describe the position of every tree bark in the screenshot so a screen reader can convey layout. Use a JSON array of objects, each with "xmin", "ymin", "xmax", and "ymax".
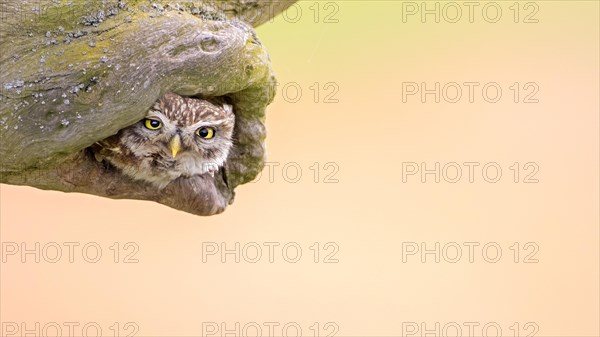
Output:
[{"xmin": 0, "ymin": 1, "xmax": 291, "ymax": 215}]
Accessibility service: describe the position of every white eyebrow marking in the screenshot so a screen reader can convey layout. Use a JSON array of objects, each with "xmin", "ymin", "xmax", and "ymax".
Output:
[
  {"xmin": 188, "ymin": 119, "xmax": 227, "ymax": 128},
  {"xmin": 146, "ymin": 110, "xmax": 161, "ymax": 117}
]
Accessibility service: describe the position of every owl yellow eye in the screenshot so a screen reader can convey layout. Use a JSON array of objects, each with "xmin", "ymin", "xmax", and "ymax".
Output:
[
  {"xmin": 196, "ymin": 127, "xmax": 215, "ymax": 139},
  {"xmin": 144, "ymin": 119, "xmax": 162, "ymax": 130}
]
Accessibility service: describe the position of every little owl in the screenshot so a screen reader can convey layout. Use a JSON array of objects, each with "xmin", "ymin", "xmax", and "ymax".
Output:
[{"xmin": 92, "ymin": 93, "xmax": 235, "ymax": 189}]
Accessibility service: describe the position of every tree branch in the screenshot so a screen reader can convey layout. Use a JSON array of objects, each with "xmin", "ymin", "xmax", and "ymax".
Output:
[{"xmin": 0, "ymin": 1, "xmax": 285, "ymax": 215}]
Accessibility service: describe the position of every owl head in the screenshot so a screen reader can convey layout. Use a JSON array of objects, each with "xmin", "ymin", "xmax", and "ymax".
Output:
[{"xmin": 95, "ymin": 93, "xmax": 236, "ymax": 189}]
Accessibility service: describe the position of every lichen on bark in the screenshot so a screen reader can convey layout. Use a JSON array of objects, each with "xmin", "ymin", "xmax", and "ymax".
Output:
[{"xmin": 0, "ymin": 0, "xmax": 290, "ymax": 215}]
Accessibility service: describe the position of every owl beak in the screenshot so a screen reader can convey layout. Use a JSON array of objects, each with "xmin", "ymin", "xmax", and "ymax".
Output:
[{"xmin": 169, "ymin": 135, "xmax": 182, "ymax": 158}]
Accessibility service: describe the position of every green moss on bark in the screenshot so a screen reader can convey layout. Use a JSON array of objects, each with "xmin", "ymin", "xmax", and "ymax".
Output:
[{"xmin": 0, "ymin": 0, "xmax": 291, "ymax": 216}]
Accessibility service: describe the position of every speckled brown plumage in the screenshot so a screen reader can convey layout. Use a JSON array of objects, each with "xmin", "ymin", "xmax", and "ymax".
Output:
[{"xmin": 92, "ymin": 93, "xmax": 235, "ymax": 189}]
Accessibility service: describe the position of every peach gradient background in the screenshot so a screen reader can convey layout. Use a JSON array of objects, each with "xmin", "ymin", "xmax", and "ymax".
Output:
[{"xmin": 1, "ymin": 1, "xmax": 599, "ymax": 336}]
